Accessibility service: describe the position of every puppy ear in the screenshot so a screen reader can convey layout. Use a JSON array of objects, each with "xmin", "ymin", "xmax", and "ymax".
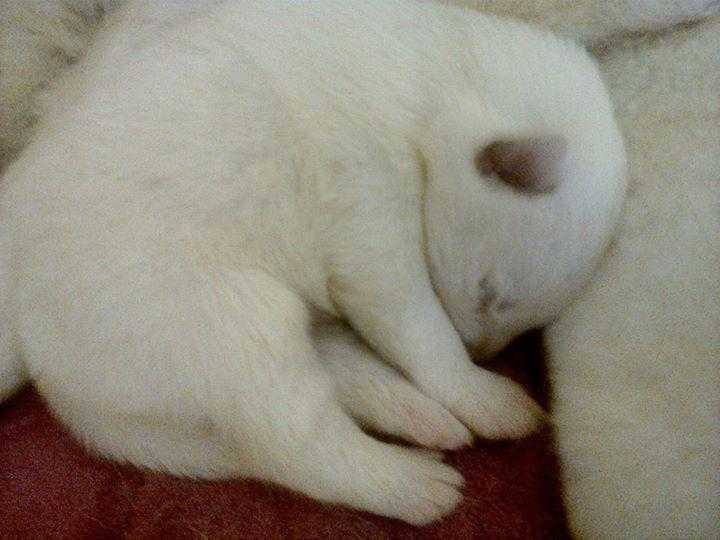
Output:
[{"xmin": 475, "ymin": 136, "xmax": 567, "ymax": 194}]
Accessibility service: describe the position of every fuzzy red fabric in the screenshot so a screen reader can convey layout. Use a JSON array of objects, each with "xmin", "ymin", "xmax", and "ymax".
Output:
[{"xmin": 0, "ymin": 333, "xmax": 568, "ymax": 539}]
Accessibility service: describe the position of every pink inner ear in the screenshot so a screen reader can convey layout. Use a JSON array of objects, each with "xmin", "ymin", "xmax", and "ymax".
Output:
[{"xmin": 475, "ymin": 136, "xmax": 567, "ymax": 194}]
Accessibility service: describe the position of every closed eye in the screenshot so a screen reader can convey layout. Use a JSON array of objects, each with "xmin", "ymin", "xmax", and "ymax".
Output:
[
  {"xmin": 477, "ymin": 277, "xmax": 497, "ymax": 313},
  {"xmin": 477, "ymin": 277, "xmax": 515, "ymax": 315},
  {"xmin": 495, "ymin": 299, "xmax": 515, "ymax": 313}
]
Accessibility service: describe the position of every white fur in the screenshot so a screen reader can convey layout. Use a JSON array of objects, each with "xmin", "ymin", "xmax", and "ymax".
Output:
[
  {"xmin": 0, "ymin": 0, "xmax": 232, "ymax": 170},
  {"xmin": 0, "ymin": 0, "xmax": 125, "ymax": 168},
  {"xmin": 433, "ymin": 3, "xmax": 720, "ymax": 535},
  {"xmin": 0, "ymin": 0, "xmax": 625, "ymax": 524},
  {"xmin": 442, "ymin": 0, "xmax": 720, "ymax": 44},
  {"xmin": 546, "ymin": 17, "xmax": 720, "ymax": 538},
  {"xmin": 314, "ymin": 319, "xmax": 473, "ymax": 449},
  {"xmin": 436, "ymin": 2, "xmax": 720, "ymax": 535},
  {"xmin": 0, "ymin": 240, "xmax": 22, "ymax": 402},
  {"xmin": 3, "ymin": 1, "xmax": 714, "ymax": 170}
]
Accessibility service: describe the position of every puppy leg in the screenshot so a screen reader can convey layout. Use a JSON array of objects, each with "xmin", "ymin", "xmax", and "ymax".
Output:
[
  {"xmin": 324, "ymin": 165, "xmax": 542, "ymax": 440},
  {"xmin": 196, "ymin": 271, "xmax": 463, "ymax": 525},
  {"xmin": 39, "ymin": 267, "xmax": 462, "ymax": 525},
  {"xmin": 314, "ymin": 320, "xmax": 472, "ymax": 449}
]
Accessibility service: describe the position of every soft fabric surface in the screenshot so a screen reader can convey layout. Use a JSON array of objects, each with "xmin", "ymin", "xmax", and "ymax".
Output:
[{"xmin": 1, "ymin": 335, "xmax": 569, "ymax": 539}]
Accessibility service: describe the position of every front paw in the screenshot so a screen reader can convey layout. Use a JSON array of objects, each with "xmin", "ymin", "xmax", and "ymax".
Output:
[
  {"xmin": 447, "ymin": 372, "xmax": 545, "ymax": 440},
  {"xmin": 378, "ymin": 386, "xmax": 473, "ymax": 450},
  {"xmin": 352, "ymin": 445, "xmax": 465, "ymax": 526}
]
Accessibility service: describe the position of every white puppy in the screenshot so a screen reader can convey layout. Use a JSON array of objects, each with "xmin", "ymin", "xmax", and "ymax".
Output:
[{"xmin": 0, "ymin": 0, "xmax": 625, "ymax": 524}]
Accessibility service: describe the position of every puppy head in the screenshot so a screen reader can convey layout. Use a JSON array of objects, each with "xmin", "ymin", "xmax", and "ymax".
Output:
[{"xmin": 419, "ymin": 74, "xmax": 626, "ymax": 358}]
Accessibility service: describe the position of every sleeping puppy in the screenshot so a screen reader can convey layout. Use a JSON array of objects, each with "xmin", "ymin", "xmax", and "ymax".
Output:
[{"xmin": 0, "ymin": 0, "xmax": 625, "ymax": 524}]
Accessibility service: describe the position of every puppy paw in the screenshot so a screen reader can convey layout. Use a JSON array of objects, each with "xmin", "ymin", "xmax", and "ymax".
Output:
[
  {"xmin": 447, "ymin": 372, "xmax": 545, "ymax": 440},
  {"xmin": 365, "ymin": 382, "xmax": 473, "ymax": 450},
  {"xmin": 304, "ymin": 422, "xmax": 465, "ymax": 526},
  {"xmin": 360, "ymin": 445, "xmax": 464, "ymax": 526}
]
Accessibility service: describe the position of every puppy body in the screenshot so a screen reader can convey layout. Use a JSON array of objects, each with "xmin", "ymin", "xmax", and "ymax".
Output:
[
  {"xmin": 0, "ymin": 0, "xmax": 625, "ymax": 523},
  {"xmin": 0, "ymin": 0, "xmax": 124, "ymax": 167}
]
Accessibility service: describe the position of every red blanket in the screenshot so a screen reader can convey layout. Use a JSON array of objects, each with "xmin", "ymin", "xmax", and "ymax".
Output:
[{"xmin": 0, "ymin": 333, "xmax": 568, "ymax": 539}]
